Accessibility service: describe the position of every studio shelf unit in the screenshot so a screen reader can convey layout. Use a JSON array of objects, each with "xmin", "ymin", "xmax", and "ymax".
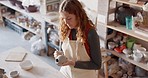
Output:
[
  {"xmin": 107, "ymin": 21, "xmax": 148, "ymax": 42},
  {"xmin": 0, "ymin": 0, "xmax": 62, "ymax": 53},
  {"xmin": 104, "ymin": 0, "xmax": 148, "ymax": 72},
  {"xmin": 2, "ymin": 13, "xmax": 41, "ymax": 36}
]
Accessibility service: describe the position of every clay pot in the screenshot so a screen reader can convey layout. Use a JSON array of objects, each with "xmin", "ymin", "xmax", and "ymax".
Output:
[
  {"xmin": 24, "ymin": 5, "xmax": 39, "ymax": 13},
  {"xmin": 9, "ymin": 0, "xmax": 17, "ymax": 6},
  {"xmin": 15, "ymin": 1, "xmax": 24, "ymax": 9}
]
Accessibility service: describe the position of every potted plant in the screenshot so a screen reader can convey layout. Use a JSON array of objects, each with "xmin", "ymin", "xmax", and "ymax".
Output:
[{"xmin": 22, "ymin": 0, "xmax": 41, "ymax": 12}]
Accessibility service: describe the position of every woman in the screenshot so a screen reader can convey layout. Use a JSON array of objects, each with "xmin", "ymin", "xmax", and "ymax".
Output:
[{"xmin": 54, "ymin": 0, "xmax": 102, "ymax": 78}]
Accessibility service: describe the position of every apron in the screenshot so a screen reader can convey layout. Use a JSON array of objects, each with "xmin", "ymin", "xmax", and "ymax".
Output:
[{"xmin": 60, "ymin": 31, "xmax": 97, "ymax": 78}]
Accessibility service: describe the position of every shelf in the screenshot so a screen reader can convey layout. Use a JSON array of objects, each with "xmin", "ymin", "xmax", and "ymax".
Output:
[
  {"xmin": 107, "ymin": 21, "xmax": 148, "ymax": 42},
  {"xmin": 0, "ymin": 0, "xmax": 60, "ymax": 53},
  {"xmin": 44, "ymin": 17, "xmax": 59, "ymax": 27},
  {"xmin": 113, "ymin": 0, "xmax": 144, "ymax": 8},
  {"xmin": 2, "ymin": 14, "xmax": 41, "ymax": 36},
  {"xmin": 105, "ymin": 0, "xmax": 148, "ymax": 74},
  {"xmin": 0, "ymin": 1, "xmax": 60, "ymax": 26},
  {"xmin": 107, "ymin": 49, "xmax": 148, "ymax": 71},
  {"xmin": 0, "ymin": 1, "xmax": 43, "ymax": 22},
  {"xmin": 43, "ymin": 12, "xmax": 60, "ymax": 27}
]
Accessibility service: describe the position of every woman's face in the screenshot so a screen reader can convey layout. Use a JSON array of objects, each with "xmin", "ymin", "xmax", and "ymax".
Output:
[{"xmin": 60, "ymin": 11, "xmax": 78, "ymax": 29}]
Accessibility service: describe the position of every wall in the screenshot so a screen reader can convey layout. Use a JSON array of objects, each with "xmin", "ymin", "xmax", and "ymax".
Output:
[
  {"xmin": 79, "ymin": 0, "xmax": 108, "ymax": 48},
  {"xmin": 79, "ymin": 0, "xmax": 98, "ymax": 12}
]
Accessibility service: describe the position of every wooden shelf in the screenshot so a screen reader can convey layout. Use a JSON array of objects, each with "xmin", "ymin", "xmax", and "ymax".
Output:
[
  {"xmin": 0, "ymin": 1, "xmax": 60, "ymax": 26},
  {"xmin": 43, "ymin": 12, "xmax": 60, "ymax": 27},
  {"xmin": 113, "ymin": 0, "xmax": 144, "ymax": 8},
  {"xmin": 0, "ymin": 0, "xmax": 60, "ymax": 52},
  {"xmin": 107, "ymin": 21, "xmax": 148, "ymax": 42},
  {"xmin": 2, "ymin": 13, "xmax": 41, "ymax": 36},
  {"xmin": 0, "ymin": 1, "xmax": 43, "ymax": 22},
  {"xmin": 107, "ymin": 49, "xmax": 148, "ymax": 71},
  {"xmin": 44, "ymin": 17, "xmax": 59, "ymax": 27}
]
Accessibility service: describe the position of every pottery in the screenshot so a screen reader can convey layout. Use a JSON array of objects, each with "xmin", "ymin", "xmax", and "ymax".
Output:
[
  {"xmin": 133, "ymin": 52, "xmax": 143, "ymax": 62},
  {"xmin": 143, "ymin": 3, "xmax": 148, "ymax": 11},
  {"xmin": 126, "ymin": 38, "xmax": 135, "ymax": 49},
  {"xmin": 135, "ymin": 66, "xmax": 147, "ymax": 77},
  {"xmin": 19, "ymin": 60, "xmax": 33, "ymax": 70},
  {"xmin": 15, "ymin": 1, "xmax": 24, "ymax": 9},
  {"xmin": 55, "ymin": 55, "xmax": 68, "ymax": 66},
  {"xmin": 143, "ymin": 51, "xmax": 148, "ymax": 59},
  {"xmin": 10, "ymin": 70, "xmax": 19, "ymax": 78},
  {"xmin": 108, "ymin": 42, "xmax": 116, "ymax": 50},
  {"xmin": 133, "ymin": 43, "xmax": 142, "ymax": 50},
  {"xmin": 123, "ymin": 48, "xmax": 132, "ymax": 55},
  {"xmin": 8, "ymin": 0, "xmax": 17, "ymax": 6},
  {"xmin": 137, "ymin": 47, "xmax": 146, "ymax": 53},
  {"xmin": 0, "ymin": 68, "xmax": 5, "ymax": 74},
  {"xmin": 24, "ymin": 5, "xmax": 39, "ymax": 13},
  {"xmin": 129, "ymin": 0, "xmax": 138, "ymax": 3}
]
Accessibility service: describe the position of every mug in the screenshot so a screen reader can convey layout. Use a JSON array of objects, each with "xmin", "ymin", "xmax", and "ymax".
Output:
[
  {"xmin": 133, "ymin": 43, "xmax": 142, "ymax": 50},
  {"xmin": 126, "ymin": 38, "xmax": 135, "ymax": 50},
  {"xmin": 55, "ymin": 55, "xmax": 68, "ymax": 66},
  {"xmin": 133, "ymin": 52, "xmax": 143, "ymax": 62}
]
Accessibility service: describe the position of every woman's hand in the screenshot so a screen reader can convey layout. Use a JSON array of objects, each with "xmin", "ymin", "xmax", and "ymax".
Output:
[
  {"xmin": 53, "ymin": 51, "xmax": 63, "ymax": 58},
  {"xmin": 61, "ymin": 59, "xmax": 75, "ymax": 66}
]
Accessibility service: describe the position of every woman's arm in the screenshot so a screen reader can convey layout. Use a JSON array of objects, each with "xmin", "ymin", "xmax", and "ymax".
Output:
[{"xmin": 74, "ymin": 29, "xmax": 102, "ymax": 70}]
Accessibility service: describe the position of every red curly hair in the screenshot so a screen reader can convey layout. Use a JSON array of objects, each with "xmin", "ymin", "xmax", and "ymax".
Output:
[{"xmin": 59, "ymin": 0, "xmax": 95, "ymax": 42}]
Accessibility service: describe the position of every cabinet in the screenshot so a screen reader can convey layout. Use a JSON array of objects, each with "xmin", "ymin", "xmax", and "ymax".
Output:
[{"xmin": 104, "ymin": 0, "xmax": 148, "ymax": 72}]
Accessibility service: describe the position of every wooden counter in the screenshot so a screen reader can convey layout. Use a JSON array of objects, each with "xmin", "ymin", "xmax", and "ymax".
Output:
[{"xmin": 0, "ymin": 47, "xmax": 66, "ymax": 78}]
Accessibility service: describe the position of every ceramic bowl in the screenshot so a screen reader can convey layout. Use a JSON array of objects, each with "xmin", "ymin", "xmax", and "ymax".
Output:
[
  {"xmin": 133, "ymin": 52, "xmax": 143, "ymax": 62},
  {"xmin": 133, "ymin": 43, "xmax": 141, "ymax": 50},
  {"xmin": 108, "ymin": 42, "xmax": 116, "ymax": 50},
  {"xmin": 10, "ymin": 70, "xmax": 19, "ymax": 78},
  {"xmin": 20, "ymin": 60, "xmax": 33, "ymax": 70},
  {"xmin": 123, "ymin": 48, "xmax": 132, "ymax": 54}
]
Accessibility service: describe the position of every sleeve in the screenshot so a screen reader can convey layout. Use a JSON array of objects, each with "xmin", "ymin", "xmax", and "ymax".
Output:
[{"xmin": 74, "ymin": 29, "xmax": 102, "ymax": 70}]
